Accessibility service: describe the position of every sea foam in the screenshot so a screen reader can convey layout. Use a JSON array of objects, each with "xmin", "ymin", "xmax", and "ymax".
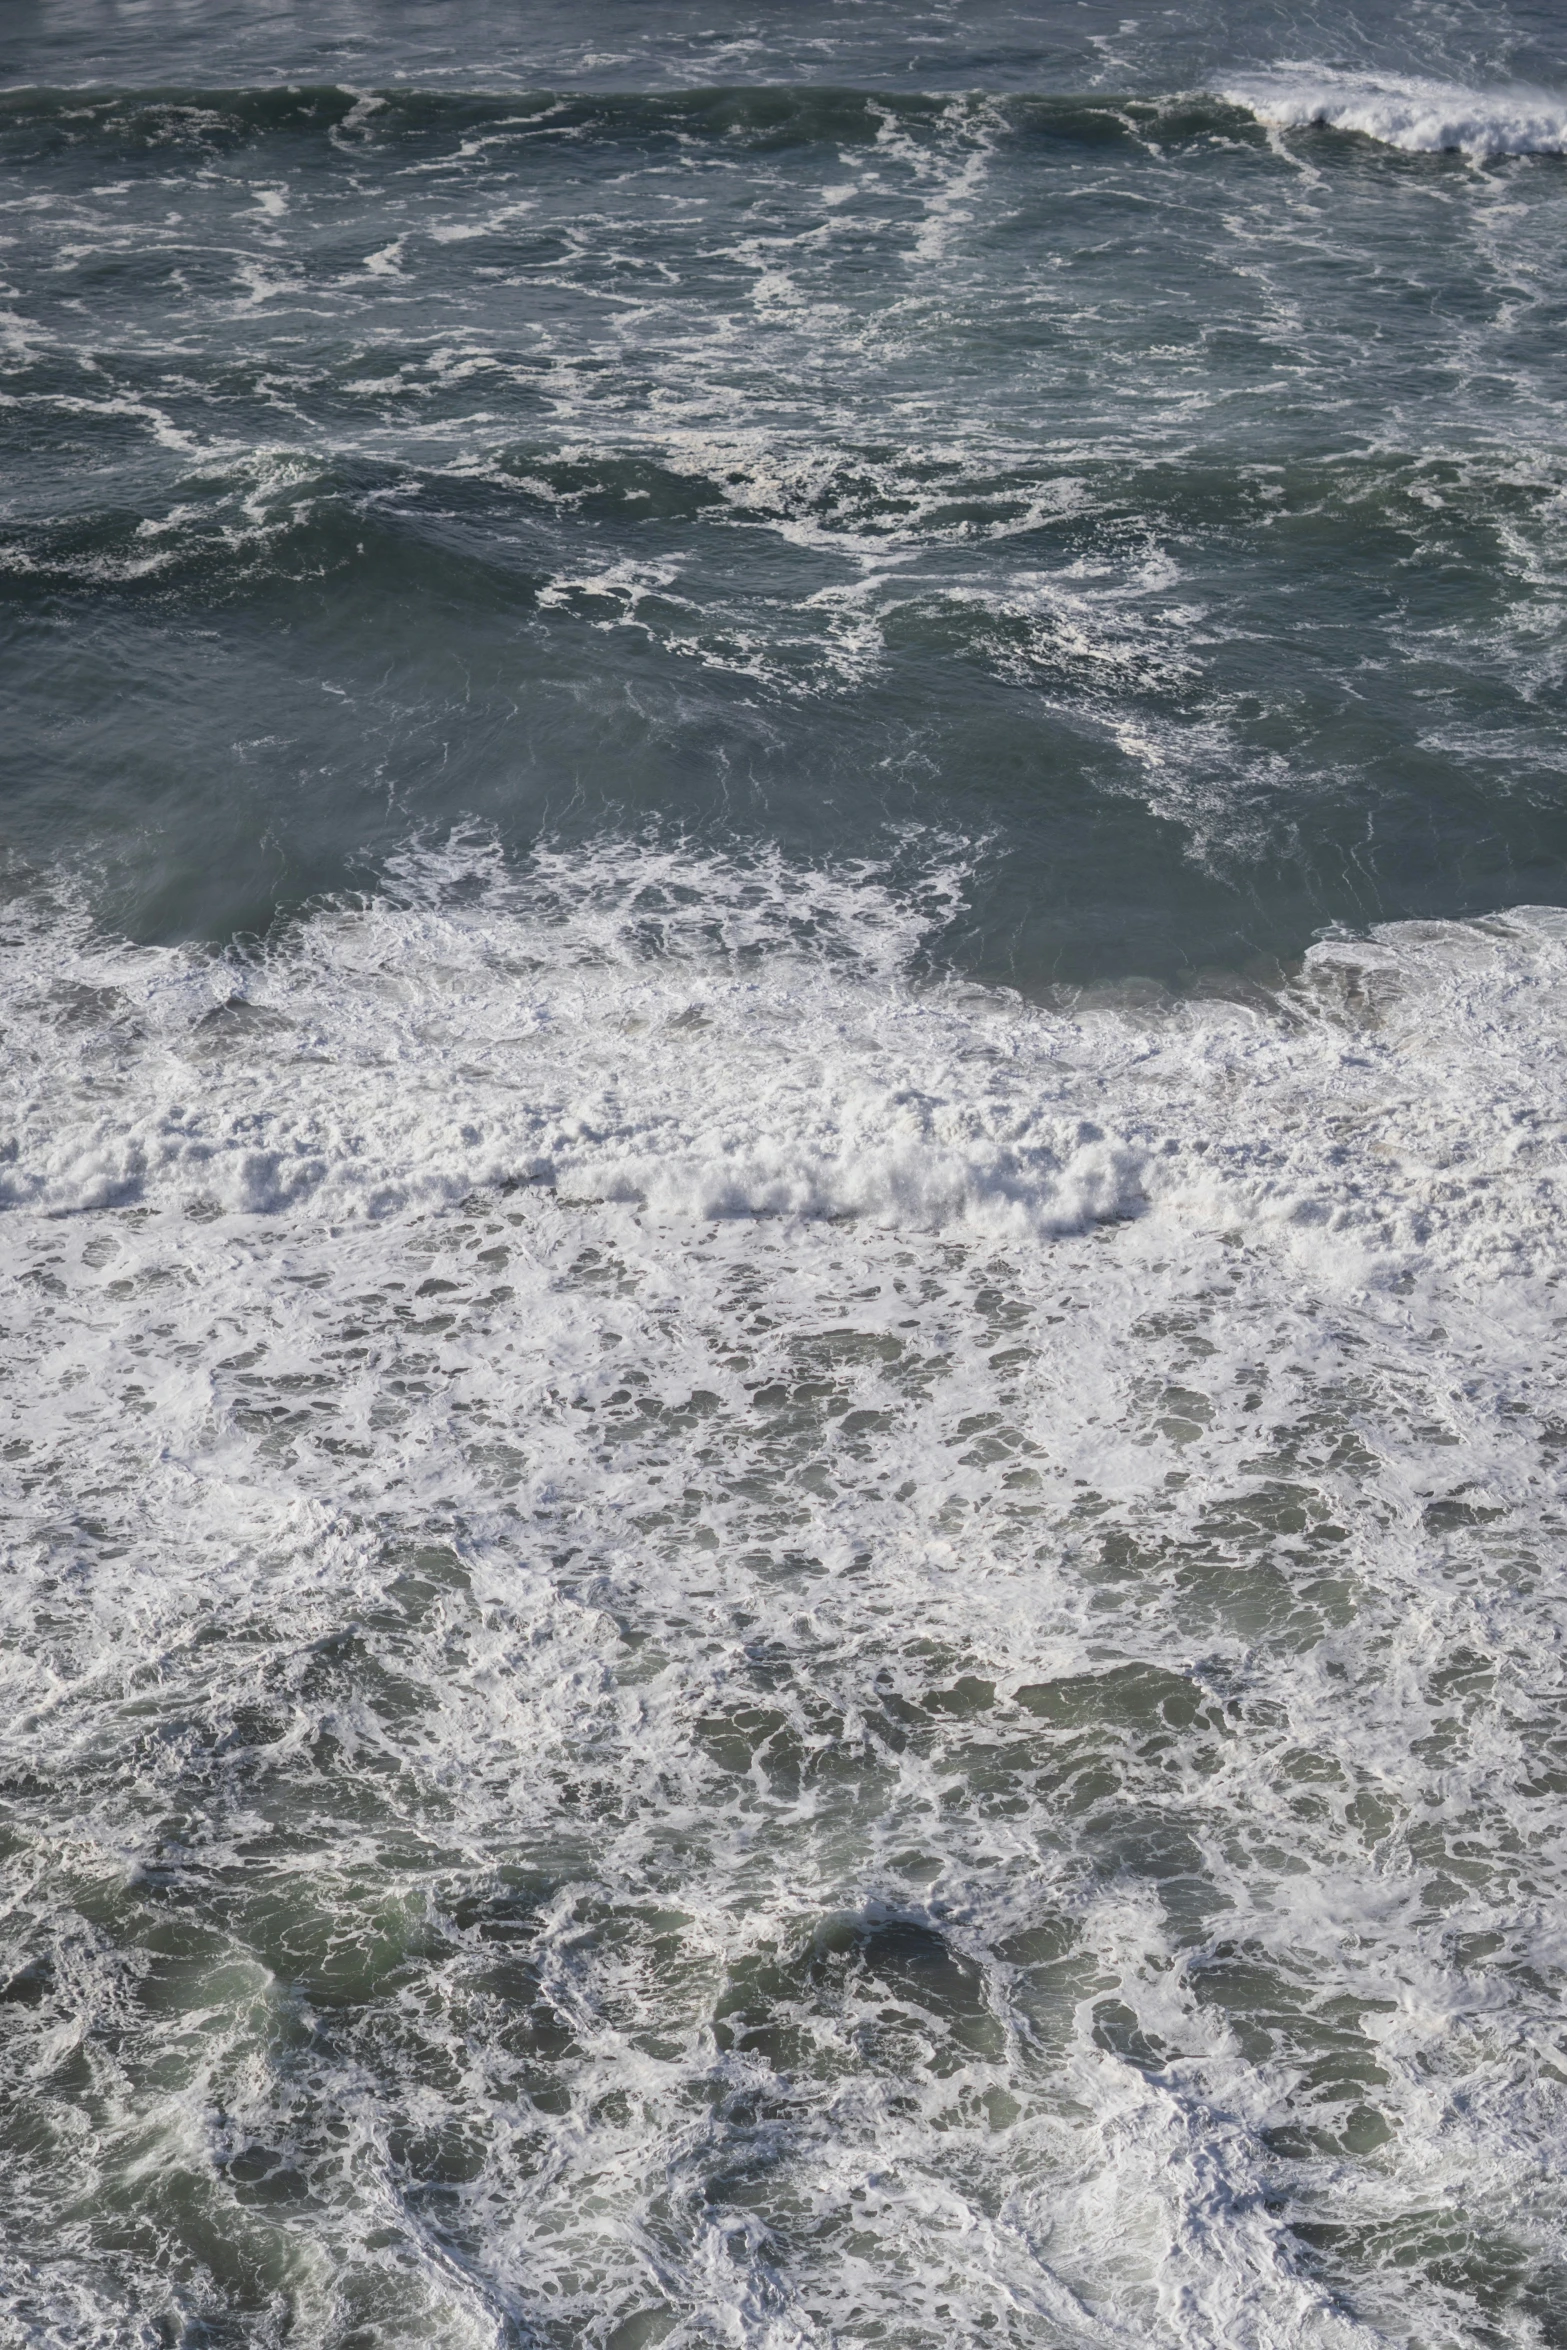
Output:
[
  {"xmin": 1225, "ymin": 68, "xmax": 1567, "ymax": 157},
  {"xmin": 2, "ymin": 835, "xmax": 1564, "ymax": 1282},
  {"xmin": 5, "ymin": 840, "xmax": 1567, "ymax": 2347}
]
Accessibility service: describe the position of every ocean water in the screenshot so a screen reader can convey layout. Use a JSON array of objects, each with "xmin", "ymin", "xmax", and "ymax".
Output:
[{"xmin": 3, "ymin": 4, "xmax": 1567, "ymax": 2345}]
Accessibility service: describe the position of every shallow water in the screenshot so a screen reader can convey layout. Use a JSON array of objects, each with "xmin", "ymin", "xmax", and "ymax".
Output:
[{"xmin": 3, "ymin": 5, "xmax": 1567, "ymax": 2346}]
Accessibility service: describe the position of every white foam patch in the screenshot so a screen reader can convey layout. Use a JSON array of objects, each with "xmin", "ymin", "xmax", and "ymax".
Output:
[
  {"xmin": 6, "ymin": 842, "xmax": 1567, "ymax": 2347},
  {"xmin": 1225, "ymin": 68, "xmax": 1567, "ymax": 158}
]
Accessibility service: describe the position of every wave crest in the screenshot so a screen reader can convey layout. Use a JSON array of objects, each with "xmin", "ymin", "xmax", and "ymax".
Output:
[{"xmin": 1224, "ymin": 68, "xmax": 1567, "ymax": 158}]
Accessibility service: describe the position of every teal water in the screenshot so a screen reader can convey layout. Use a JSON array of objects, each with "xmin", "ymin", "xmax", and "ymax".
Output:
[
  {"xmin": 3, "ymin": 5, "xmax": 1566, "ymax": 977},
  {"xmin": 4, "ymin": 6, "xmax": 1567, "ymax": 2346}
]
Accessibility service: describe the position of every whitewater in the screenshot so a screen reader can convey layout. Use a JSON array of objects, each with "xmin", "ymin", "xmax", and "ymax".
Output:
[{"xmin": 5, "ymin": 839, "xmax": 1567, "ymax": 2345}]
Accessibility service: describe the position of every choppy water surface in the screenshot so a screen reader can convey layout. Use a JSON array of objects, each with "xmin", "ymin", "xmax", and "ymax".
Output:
[{"xmin": 3, "ymin": 5, "xmax": 1567, "ymax": 2346}]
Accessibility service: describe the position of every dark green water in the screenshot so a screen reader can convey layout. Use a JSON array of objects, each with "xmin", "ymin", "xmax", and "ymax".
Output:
[{"xmin": 3, "ymin": 5, "xmax": 1566, "ymax": 979}]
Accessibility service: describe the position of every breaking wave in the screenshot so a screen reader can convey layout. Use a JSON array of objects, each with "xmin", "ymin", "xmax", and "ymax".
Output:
[
  {"xmin": 1224, "ymin": 67, "xmax": 1567, "ymax": 157},
  {"xmin": 4, "ymin": 835, "xmax": 1565, "ymax": 1278}
]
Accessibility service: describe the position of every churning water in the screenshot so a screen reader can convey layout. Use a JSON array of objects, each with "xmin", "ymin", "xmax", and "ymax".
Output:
[{"xmin": 4, "ymin": 4, "xmax": 1567, "ymax": 2344}]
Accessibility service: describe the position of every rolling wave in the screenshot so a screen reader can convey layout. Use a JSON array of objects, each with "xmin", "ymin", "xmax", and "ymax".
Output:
[{"xmin": 6, "ymin": 76, "xmax": 1565, "ymax": 160}]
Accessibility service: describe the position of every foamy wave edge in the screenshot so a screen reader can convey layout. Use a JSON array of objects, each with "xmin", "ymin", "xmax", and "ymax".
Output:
[
  {"xmin": 1222, "ymin": 69, "xmax": 1567, "ymax": 157},
  {"xmin": 2, "ymin": 841, "xmax": 1565, "ymax": 1279}
]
